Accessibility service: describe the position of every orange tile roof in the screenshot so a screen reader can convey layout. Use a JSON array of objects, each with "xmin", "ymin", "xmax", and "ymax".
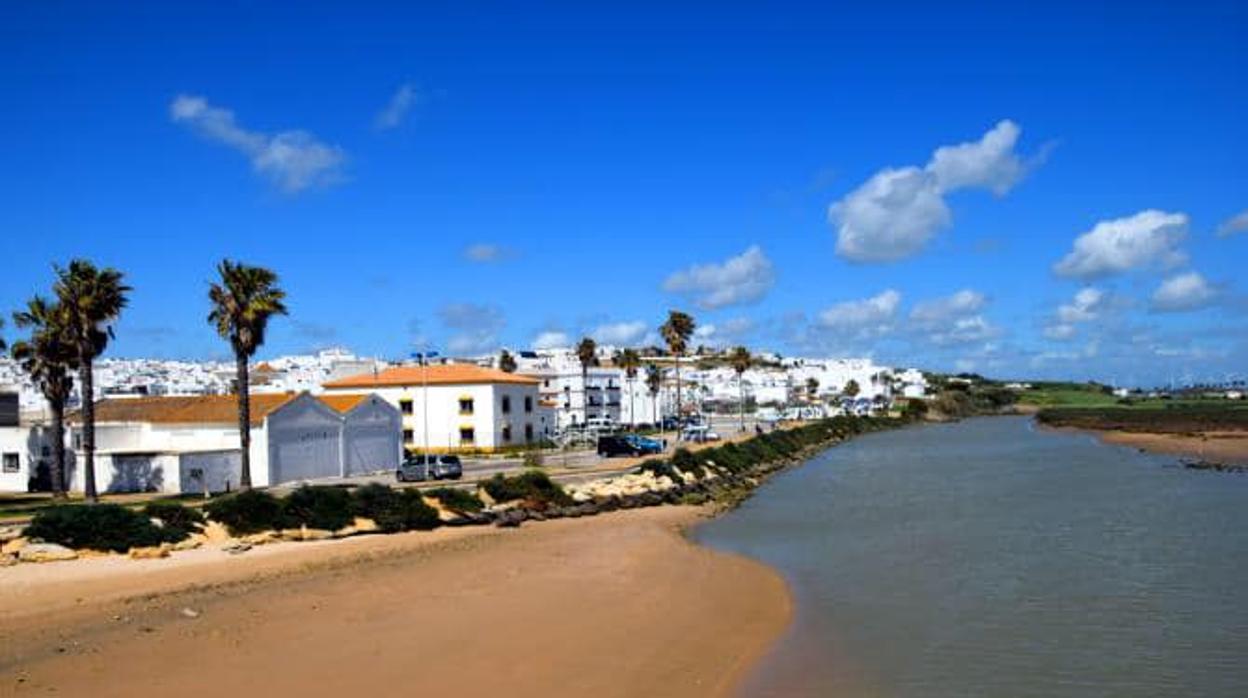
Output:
[
  {"xmin": 323, "ymin": 364, "xmax": 539, "ymax": 389},
  {"xmin": 317, "ymin": 393, "xmax": 370, "ymax": 414},
  {"xmin": 80, "ymin": 393, "xmax": 300, "ymax": 427}
]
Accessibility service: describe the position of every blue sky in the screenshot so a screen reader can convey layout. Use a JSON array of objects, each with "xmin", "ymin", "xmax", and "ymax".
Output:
[{"xmin": 2, "ymin": 2, "xmax": 1246, "ymax": 385}]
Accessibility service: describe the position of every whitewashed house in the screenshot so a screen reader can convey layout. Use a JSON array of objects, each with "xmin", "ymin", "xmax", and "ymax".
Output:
[
  {"xmin": 65, "ymin": 392, "xmax": 401, "ymax": 494},
  {"xmin": 323, "ymin": 364, "xmax": 548, "ymax": 453}
]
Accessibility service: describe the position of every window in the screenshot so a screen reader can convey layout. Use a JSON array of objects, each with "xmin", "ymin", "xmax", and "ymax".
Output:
[
  {"xmin": 502, "ymin": 396, "xmax": 511, "ymax": 414},
  {"xmin": 402, "ymin": 429, "xmax": 414, "ymax": 444},
  {"xmin": 502, "ymin": 425, "xmax": 512, "ymax": 442},
  {"xmin": 2, "ymin": 453, "xmax": 17, "ymax": 474},
  {"xmin": 524, "ymin": 396, "xmax": 533, "ymax": 413},
  {"xmin": 399, "ymin": 399, "xmax": 413, "ymax": 415},
  {"xmin": 459, "ymin": 427, "xmax": 475, "ymax": 445},
  {"xmin": 525, "ymin": 424, "xmax": 534, "ymax": 442},
  {"xmin": 459, "ymin": 398, "xmax": 474, "ymax": 415}
]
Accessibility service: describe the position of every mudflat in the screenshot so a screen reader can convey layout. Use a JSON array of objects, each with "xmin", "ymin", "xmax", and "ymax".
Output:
[
  {"xmin": 1, "ymin": 506, "xmax": 791, "ymax": 698},
  {"xmin": 1096, "ymin": 429, "xmax": 1248, "ymax": 465}
]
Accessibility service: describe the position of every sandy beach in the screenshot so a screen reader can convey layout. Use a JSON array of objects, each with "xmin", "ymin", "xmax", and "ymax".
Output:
[
  {"xmin": 1095, "ymin": 429, "xmax": 1248, "ymax": 465},
  {"xmin": 1, "ymin": 505, "xmax": 791, "ymax": 698}
]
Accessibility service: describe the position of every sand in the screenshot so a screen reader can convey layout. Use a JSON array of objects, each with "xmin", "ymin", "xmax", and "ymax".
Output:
[
  {"xmin": 0, "ymin": 506, "xmax": 791, "ymax": 697},
  {"xmin": 1095, "ymin": 429, "xmax": 1248, "ymax": 465}
]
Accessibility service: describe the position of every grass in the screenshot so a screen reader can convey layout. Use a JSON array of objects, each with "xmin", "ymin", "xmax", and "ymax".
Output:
[{"xmin": 1037, "ymin": 403, "xmax": 1248, "ymax": 433}]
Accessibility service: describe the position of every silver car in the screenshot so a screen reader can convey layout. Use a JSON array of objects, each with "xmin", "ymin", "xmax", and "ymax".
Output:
[{"xmin": 396, "ymin": 454, "xmax": 431, "ymax": 482}]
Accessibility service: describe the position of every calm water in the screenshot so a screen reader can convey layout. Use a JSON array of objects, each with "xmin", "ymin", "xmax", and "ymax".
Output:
[{"xmin": 695, "ymin": 417, "xmax": 1248, "ymax": 697}]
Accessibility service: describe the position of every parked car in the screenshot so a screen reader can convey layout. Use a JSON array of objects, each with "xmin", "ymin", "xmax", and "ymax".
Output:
[
  {"xmin": 680, "ymin": 425, "xmax": 721, "ymax": 443},
  {"xmin": 659, "ymin": 416, "xmax": 681, "ymax": 431},
  {"xmin": 428, "ymin": 454, "xmax": 463, "ymax": 480},
  {"xmin": 585, "ymin": 417, "xmax": 618, "ymax": 433},
  {"xmin": 623, "ymin": 433, "xmax": 663, "ymax": 455},
  {"xmin": 396, "ymin": 454, "xmax": 430, "ymax": 482},
  {"xmin": 599, "ymin": 437, "xmax": 648, "ymax": 459}
]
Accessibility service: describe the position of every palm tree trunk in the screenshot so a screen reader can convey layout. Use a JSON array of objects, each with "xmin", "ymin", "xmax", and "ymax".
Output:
[
  {"xmin": 50, "ymin": 399, "xmax": 67, "ymax": 500},
  {"xmin": 582, "ymin": 366, "xmax": 589, "ymax": 424},
  {"xmin": 629, "ymin": 377, "xmax": 635, "ymax": 428},
  {"xmin": 738, "ymin": 374, "xmax": 745, "ymax": 433},
  {"xmin": 675, "ymin": 360, "xmax": 682, "ymax": 427},
  {"xmin": 236, "ymin": 353, "xmax": 252, "ymax": 490},
  {"xmin": 78, "ymin": 362, "xmax": 97, "ymax": 502}
]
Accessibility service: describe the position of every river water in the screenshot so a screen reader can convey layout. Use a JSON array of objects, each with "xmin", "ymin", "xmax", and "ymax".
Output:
[{"xmin": 695, "ymin": 416, "xmax": 1248, "ymax": 697}]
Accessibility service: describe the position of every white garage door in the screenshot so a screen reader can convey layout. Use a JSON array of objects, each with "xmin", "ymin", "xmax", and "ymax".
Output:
[
  {"xmin": 270, "ymin": 428, "xmax": 340, "ymax": 485},
  {"xmin": 344, "ymin": 424, "xmax": 398, "ymax": 476},
  {"xmin": 179, "ymin": 451, "xmax": 241, "ymax": 494}
]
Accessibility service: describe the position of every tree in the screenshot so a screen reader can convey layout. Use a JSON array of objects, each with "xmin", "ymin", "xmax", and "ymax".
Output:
[
  {"xmin": 660, "ymin": 310, "xmax": 695, "ymax": 423},
  {"xmin": 729, "ymin": 346, "xmax": 752, "ymax": 432},
  {"xmin": 575, "ymin": 337, "xmax": 597, "ymax": 423},
  {"xmin": 843, "ymin": 379, "xmax": 860, "ymax": 398},
  {"xmin": 614, "ymin": 348, "xmax": 641, "ymax": 428},
  {"xmin": 498, "ymin": 349, "xmax": 517, "ymax": 373},
  {"xmin": 208, "ymin": 260, "xmax": 288, "ymax": 490},
  {"xmin": 54, "ymin": 260, "xmax": 130, "ymax": 502},
  {"xmin": 806, "ymin": 377, "xmax": 820, "ymax": 401},
  {"xmin": 11, "ymin": 298, "xmax": 76, "ymax": 498},
  {"xmin": 645, "ymin": 364, "xmax": 662, "ymax": 425}
]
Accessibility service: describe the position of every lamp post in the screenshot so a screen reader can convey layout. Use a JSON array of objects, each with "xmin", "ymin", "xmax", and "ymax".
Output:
[{"xmin": 410, "ymin": 350, "xmax": 439, "ymax": 461}]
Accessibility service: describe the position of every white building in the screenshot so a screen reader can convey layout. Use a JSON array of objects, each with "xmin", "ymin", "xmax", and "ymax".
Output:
[
  {"xmin": 51, "ymin": 392, "xmax": 401, "ymax": 495},
  {"xmin": 322, "ymin": 363, "xmax": 549, "ymax": 453},
  {"xmin": 513, "ymin": 348, "xmax": 661, "ymax": 430}
]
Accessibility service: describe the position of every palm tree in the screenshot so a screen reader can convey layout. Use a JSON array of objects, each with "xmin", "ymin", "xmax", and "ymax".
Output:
[
  {"xmin": 208, "ymin": 260, "xmax": 288, "ymax": 490},
  {"xmin": 614, "ymin": 348, "xmax": 641, "ymax": 428},
  {"xmin": 660, "ymin": 310, "xmax": 695, "ymax": 424},
  {"xmin": 645, "ymin": 364, "xmax": 662, "ymax": 425},
  {"xmin": 575, "ymin": 337, "xmax": 597, "ymax": 424},
  {"xmin": 54, "ymin": 260, "xmax": 130, "ymax": 502},
  {"xmin": 806, "ymin": 377, "xmax": 820, "ymax": 402},
  {"xmin": 843, "ymin": 379, "xmax": 860, "ymax": 398},
  {"xmin": 12, "ymin": 297, "xmax": 77, "ymax": 499},
  {"xmin": 498, "ymin": 349, "xmax": 517, "ymax": 373},
  {"xmin": 729, "ymin": 346, "xmax": 752, "ymax": 432}
]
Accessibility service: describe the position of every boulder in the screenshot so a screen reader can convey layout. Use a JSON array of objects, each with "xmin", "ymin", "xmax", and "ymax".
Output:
[
  {"xmin": 0, "ymin": 525, "xmax": 23, "ymax": 543},
  {"xmin": 171, "ymin": 537, "xmax": 203, "ymax": 552},
  {"xmin": 352, "ymin": 517, "xmax": 379, "ymax": 534},
  {"xmin": 243, "ymin": 531, "xmax": 280, "ymax": 546},
  {"xmin": 221, "ymin": 540, "xmax": 252, "ymax": 555},
  {"xmin": 18, "ymin": 543, "xmax": 78, "ymax": 563},
  {"xmin": 279, "ymin": 528, "xmax": 305, "ymax": 542},
  {"xmin": 300, "ymin": 527, "xmax": 334, "ymax": 541},
  {"xmin": 0, "ymin": 553, "xmax": 17, "ymax": 567},
  {"xmin": 201, "ymin": 521, "xmax": 232, "ymax": 543},
  {"xmin": 2, "ymin": 536, "xmax": 29, "ymax": 556}
]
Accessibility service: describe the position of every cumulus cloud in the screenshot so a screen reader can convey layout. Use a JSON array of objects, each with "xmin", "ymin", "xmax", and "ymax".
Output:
[
  {"xmin": 1045, "ymin": 287, "xmax": 1108, "ymax": 341},
  {"xmin": 463, "ymin": 243, "xmax": 510, "ymax": 263},
  {"xmin": 1053, "ymin": 210, "xmax": 1189, "ymax": 279},
  {"xmin": 591, "ymin": 321, "xmax": 648, "ymax": 346},
  {"xmin": 662, "ymin": 245, "xmax": 775, "ymax": 309},
  {"xmin": 1152, "ymin": 272, "xmax": 1218, "ymax": 312},
  {"xmin": 909, "ymin": 289, "xmax": 997, "ymax": 345},
  {"xmin": 531, "ymin": 331, "xmax": 570, "ymax": 350},
  {"xmin": 437, "ymin": 302, "xmax": 505, "ymax": 355},
  {"xmin": 170, "ymin": 94, "xmax": 345, "ymax": 192},
  {"xmin": 375, "ymin": 83, "xmax": 419, "ymax": 130},
  {"xmin": 1216, "ymin": 210, "xmax": 1248, "ymax": 238},
  {"xmin": 816, "ymin": 290, "xmax": 901, "ymax": 337},
  {"xmin": 829, "ymin": 120, "xmax": 1033, "ymax": 262}
]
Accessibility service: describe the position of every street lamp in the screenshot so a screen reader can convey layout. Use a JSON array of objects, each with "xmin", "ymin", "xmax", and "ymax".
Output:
[{"xmin": 410, "ymin": 350, "xmax": 439, "ymax": 462}]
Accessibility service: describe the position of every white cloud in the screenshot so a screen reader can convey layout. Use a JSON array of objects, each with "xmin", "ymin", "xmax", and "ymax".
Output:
[
  {"xmin": 662, "ymin": 245, "xmax": 775, "ymax": 309},
  {"xmin": 926, "ymin": 120, "xmax": 1025, "ymax": 195},
  {"xmin": 830, "ymin": 167, "xmax": 950, "ymax": 262},
  {"xmin": 910, "ymin": 289, "xmax": 987, "ymax": 324},
  {"xmin": 532, "ymin": 331, "xmax": 570, "ymax": 350},
  {"xmin": 931, "ymin": 315, "xmax": 999, "ymax": 346},
  {"xmin": 1216, "ymin": 210, "xmax": 1248, "ymax": 238},
  {"xmin": 829, "ymin": 120, "xmax": 1033, "ymax": 263},
  {"xmin": 591, "ymin": 321, "xmax": 648, "ymax": 346},
  {"xmin": 437, "ymin": 302, "xmax": 505, "ymax": 355},
  {"xmin": 816, "ymin": 290, "xmax": 901, "ymax": 337},
  {"xmin": 1045, "ymin": 287, "xmax": 1107, "ymax": 341},
  {"xmin": 375, "ymin": 83, "xmax": 419, "ymax": 130},
  {"xmin": 170, "ymin": 94, "xmax": 345, "ymax": 192},
  {"xmin": 463, "ymin": 243, "xmax": 507, "ymax": 263},
  {"xmin": 1053, "ymin": 210, "xmax": 1189, "ymax": 279},
  {"xmin": 1151, "ymin": 272, "xmax": 1218, "ymax": 312}
]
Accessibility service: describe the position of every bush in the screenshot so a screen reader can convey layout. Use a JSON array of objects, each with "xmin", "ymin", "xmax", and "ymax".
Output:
[
  {"xmin": 205, "ymin": 489, "xmax": 284, "ymax": 535},
  {"xmin": 481, "ymin": 470, "xmax": 573, "ymax": 508},
  {"xmin": 637, "ymin": 458, "xmax": 677, "ymax": 480},
  {"xmin": 142, "ymin": 501, "xmax": 204, "ymax": 541},
  {"xmin": 671, "ymin": 449, "xmax": 707, "ymax": 479},
  {"xmin": 281, "ymin": 485, "xmax": 354, "ymax": 531},
  {"xmin": 350, "ymin": 483, "xmax": 440, "ymax": 533},
  {"xmin": 426, "ymin": 487, "xmax": 484, "ymax": 514},
  {"xmin": 25, "ymin": 504, "xmax": 168, "ymax": 552},
  {"xmin": 397, "ymin": 489, "xmax": 441, "ymax": 531}
]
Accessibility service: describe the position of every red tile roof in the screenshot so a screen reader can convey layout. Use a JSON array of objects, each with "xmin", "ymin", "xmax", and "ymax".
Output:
[
  {"xmin": 79, "ymin": 393, "xmax": 299, "ymax": 427},
  {"xmin": 324, "ymin": 364, "xmax": 539, "ymax": 389}
]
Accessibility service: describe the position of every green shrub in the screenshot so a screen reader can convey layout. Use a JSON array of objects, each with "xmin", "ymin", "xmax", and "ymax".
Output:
[
  {"xmin": 637, "ymin": 458, "xmax": 677, "ymax": 480},
  {"xmin": 350, "ymin": 483, "xmax": 440, "ymax": 533},
  {"xmin": 671, "ymin": 448, "xmax": 707, "ymax": 479},
  {"xmin": 398, "ymin": 489, "xmax": 441, "ymax": 531},
  {"xmin": 426, "ymin": 487, "xmax": 484, "ymax": 514},
  {"xmin": 25, "ymin": 504, "xmax": 168, "ymax": 552},
  {"xmin": 481, "ymin": 470, "xmax": 572, "ymax": 507},
  {"xmin": 142, "ymin": 501, "xmax": 204, "ymax": 541},
  {"xmin": 281, "ymin": 485, "xmax": 354, "ymax": 531},
  {"xmin": 205, "ymin": 489, "xmax": 284, "ymax": 535}
]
